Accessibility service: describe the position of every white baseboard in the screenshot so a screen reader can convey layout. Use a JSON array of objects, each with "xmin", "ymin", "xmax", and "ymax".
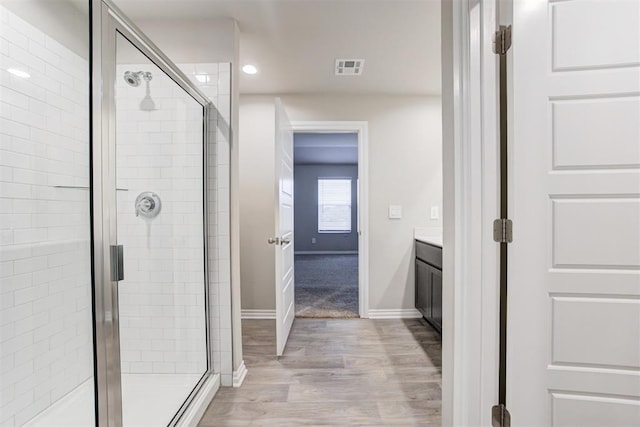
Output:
[
  {"xmin": 233, "ymin": 360, "xmax": 248, "ymax": 388},
  {"xmin": 241, "ymin": 309, "xmax": 276, "ymax": 319},
  {"xmin": 295, "ymin": 251, "xmax": 358, "ymax": 255},
  {"xmin": 177, "ymin": 373, "xmax": 220, "ymax": 427},
  {"xmin": 367, "ymin": 309, "xmax": 423, "ymax": 319},
  {"xmin": 220, "ymin": 373, "xmax": 232, "ymax": 387}
]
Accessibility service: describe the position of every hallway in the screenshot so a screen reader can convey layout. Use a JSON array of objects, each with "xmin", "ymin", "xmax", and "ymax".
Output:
[{"xmin": 199, "ymin": 318, "xmax": 442, "ymax": 426}]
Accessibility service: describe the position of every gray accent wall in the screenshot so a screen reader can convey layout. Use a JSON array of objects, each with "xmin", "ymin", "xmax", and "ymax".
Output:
[{"xmin": 294, "ymin": 164, "xmax": 358, "ymax": 252}]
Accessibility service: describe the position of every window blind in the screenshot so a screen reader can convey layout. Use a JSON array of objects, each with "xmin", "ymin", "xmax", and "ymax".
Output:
[{"xmin": 318, "ymin": 178, "xmax": 351, "ymax": 232}]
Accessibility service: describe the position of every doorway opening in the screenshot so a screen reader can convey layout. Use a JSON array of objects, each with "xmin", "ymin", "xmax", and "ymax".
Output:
[
  {"xmin": 293, "ymin": 132, "xmax": 360, "ymax": 318},
  {"xmin": 288, "ymin": 121, "xmax": 370, "ymax": 322}
]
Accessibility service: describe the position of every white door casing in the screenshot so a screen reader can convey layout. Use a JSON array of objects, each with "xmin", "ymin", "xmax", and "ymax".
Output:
[
  {"xmin": 290, "ymin": 121, "xmax": 370, "ymax": 319},
  {"xmin": 509, "ymin": 0, "xmax": 640, "ymax": 425},
  {"xmin": 274, "ymin": 98, "xmax": 295, "ymax": 356}
]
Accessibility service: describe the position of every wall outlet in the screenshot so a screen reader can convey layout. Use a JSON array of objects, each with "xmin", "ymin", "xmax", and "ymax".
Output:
[
  {"xmin": 430, "ymin": 206, "xmax": 440, "ymax": 220},
  {"xmin": 388, "ymin": 205, "xmax": 402, "ymax": 219},
  {"xmin": 311, "ymin": 237, "xmax": 316, "ymax": 244}
]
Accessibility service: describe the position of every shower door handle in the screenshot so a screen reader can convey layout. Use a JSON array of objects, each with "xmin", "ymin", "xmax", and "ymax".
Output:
[{"xmin": 110, "ymin": 245, "xmax": 124, "ymax": 281}]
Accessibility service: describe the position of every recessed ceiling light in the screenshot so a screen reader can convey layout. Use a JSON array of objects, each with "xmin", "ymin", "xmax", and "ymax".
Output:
[
  {"xmin": 242, "ymin": 64, "xmax": 258, "ymax": 75},
  {"xmin": 7, "ymin": 68, "xmax": 30, "ymax": 79}
]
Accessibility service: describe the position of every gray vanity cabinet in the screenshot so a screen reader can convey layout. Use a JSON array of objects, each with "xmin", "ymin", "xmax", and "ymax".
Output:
[{"xmin": 415, "ymin": 240, "xmax": 442, "ymax": 334}]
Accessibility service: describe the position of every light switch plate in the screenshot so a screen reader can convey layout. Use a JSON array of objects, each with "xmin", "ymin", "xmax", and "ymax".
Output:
[
  {"xmin": 388, "ymin": 205, "xmax": 402, "ymax": 219},
  {"xmin": 430, "ymin": 206, "xmax": 440, "ymax": 220}
]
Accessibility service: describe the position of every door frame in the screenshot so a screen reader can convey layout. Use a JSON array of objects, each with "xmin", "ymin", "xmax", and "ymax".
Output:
[
  {"xmin": 442, "ymin": 0, "xmax": 501, "ymax": 425},
  {"xmin": 290, "ymin": 121, "xmax": 370, "ymax": 319}
]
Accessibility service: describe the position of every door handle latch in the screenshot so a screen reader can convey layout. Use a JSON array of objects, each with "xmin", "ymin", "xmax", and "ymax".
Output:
[
  {"xmin": 110, "ymin": 245, "xmax": 124, "ymax": 281},
  {"xmin": 268, "ymin": 237, "xmax": 291, "ymax": 245}
]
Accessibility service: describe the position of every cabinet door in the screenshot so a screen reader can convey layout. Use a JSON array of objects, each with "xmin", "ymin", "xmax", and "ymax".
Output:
[
  {"xmin": 431, "ymin": 266, "xmax": 442, "ymax": 330},
  {"xmin": 415, "ymin": 259, "xmax": 432, "ymax": 318}
]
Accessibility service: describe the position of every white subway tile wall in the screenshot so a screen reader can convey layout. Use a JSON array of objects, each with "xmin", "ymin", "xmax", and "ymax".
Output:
[
  {"xmin": 115, "ymin": 61, "xmax": 232, "ymax": 381},
  {"xmin": 178, "ymin": 63, "xmax": 233, "ymax": 385},
  {"xmin": 115, "ymin": 59, "xmax": 207, "ymax": 376},
  {"xmin": 0, "ymin": 5, "xmax": 93, "ymax": 426}
]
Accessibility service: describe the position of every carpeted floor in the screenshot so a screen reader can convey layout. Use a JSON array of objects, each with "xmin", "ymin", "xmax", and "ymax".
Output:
[{"xmin": 294, "ymin": 254, "xmax": 359, "ymax": 318}]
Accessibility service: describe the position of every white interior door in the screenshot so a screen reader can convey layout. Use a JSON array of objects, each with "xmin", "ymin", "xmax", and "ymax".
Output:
[
  {"xmin": 509, "ymin": 0, "xmax": 640, "ymax": 425},
  {"xmin": 273, "ymin": 98, "xmax": 295, "ymax": 356}
]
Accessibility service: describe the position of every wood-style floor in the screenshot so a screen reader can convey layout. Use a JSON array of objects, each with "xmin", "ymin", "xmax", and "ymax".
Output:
[{"xmin": 199, "ymin": 318, "xmax": 442, "ymax": 426}]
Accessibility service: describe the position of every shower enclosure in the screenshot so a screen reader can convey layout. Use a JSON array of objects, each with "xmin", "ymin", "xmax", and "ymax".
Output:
[{"xmin": 0, "ymin": 0, "xmax": 225, "ymax": 425}]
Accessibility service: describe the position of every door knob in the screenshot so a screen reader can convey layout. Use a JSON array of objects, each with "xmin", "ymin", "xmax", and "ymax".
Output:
[
  {"xmin": 280, "ymin": 237, "xmax": 291, "ymax": 245},
  {"xmin": 268, "ymin": 237, "xmax": 280, "ymax": 245}
]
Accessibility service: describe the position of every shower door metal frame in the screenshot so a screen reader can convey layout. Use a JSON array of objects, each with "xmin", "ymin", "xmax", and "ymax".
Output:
[{"xmin": 91, "ymin": 1, "xmax": 215, "ymax": 425}]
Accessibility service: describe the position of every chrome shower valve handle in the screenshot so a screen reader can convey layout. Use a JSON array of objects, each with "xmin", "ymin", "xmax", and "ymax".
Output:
[{"xmin": 135, "ymin": 192, "xmax": 162, "ymax": 219}]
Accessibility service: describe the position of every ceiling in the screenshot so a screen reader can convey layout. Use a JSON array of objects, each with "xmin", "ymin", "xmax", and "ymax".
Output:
[
  {"xmin": 294, "ymin": 133, "xmax": 358, "ymax": 165},
  {"xmin": 113, "ymin": 0, "xmax": 441, "ymax": 95}
]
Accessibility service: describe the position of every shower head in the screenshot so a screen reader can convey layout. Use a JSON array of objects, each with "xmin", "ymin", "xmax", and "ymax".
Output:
[
  {"xmin": 123, "ymin": 70, "xmax": 152, "ymax": 87},
  {"xmin": 124, "ymin": 70, "xmax": 141, "ymax": 87},
  {"xmin": 123, "ymin": 71, "xmax": 157, "ymax": 111}
]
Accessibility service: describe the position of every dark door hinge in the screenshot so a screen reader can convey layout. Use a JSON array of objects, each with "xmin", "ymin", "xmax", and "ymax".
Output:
[
  {"xmin": 493, "ymin": 219, "xmax": 513, "ymax": 243},
  {"xmin": 493, "ymin": 25, "xmax": 512, "ymax": 55},
  {"xmin": 492, "ymin": 404, "xmax": 511, "ymax": 427}
]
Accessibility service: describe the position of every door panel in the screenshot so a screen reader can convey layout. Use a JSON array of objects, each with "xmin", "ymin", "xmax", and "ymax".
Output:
[
  {"xmin": 274, "ymin": 98, "xmax": 295, "ymax": 356},
  {"xmin": 551, "ymin": 393, "xmax": 640, "ymax": 427},
  {"xmin": 552, "ymin": 96, "xmax": 640, "ymax": 169},
  {"xmin": 430, "ymin": 267, "xmax": 442, "ymax": 330},
  {"xmin": 552, "ymin": 198, "xmax": 640, "ymax": 267},
  {"xmin": 552, "ymin": 297, "xmax": 640, "ymax": 368},
  {"xmin": 551, "ymin": 1, "xmax": 640, "ymax": 71},
  {"xmin": 509, "ymin": 0, "xmax": 640, "ymax": 424},
  {"xmin": 416, "ymin": 259, "xmax": 432, "ymax": 318}
]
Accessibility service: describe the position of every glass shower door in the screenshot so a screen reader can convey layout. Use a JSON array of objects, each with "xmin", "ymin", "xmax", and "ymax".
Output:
[{"xmin": 113, "ymin": 31, "xmax": 208, "ymax": 426}]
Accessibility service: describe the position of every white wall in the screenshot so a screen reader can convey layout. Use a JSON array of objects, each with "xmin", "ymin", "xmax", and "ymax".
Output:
[
  {"xmin": 132, "ymin": 18, "xmax": 237, "ymax": 65},
  {"xmin": 238, "ymin": 99, "xmax": 276, "ymax": 309},
  {"xmin": 239, "ymin": 94, "xmax": 442, "ymax": 312}
]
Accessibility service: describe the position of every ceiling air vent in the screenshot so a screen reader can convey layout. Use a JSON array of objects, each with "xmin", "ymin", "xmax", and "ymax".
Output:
[{"xmin": 335, "ymin": 59, "xmax": 365, "ymax": 76}]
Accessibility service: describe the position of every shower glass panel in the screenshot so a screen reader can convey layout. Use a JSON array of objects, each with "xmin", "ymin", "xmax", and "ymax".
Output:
[
  {"xmin": 114, "ymin": 33, "xmax": 207, "ymax": 426},
  {"xmin": 0, "ymin": 1, "xmax": 95, "ymax": 426}
]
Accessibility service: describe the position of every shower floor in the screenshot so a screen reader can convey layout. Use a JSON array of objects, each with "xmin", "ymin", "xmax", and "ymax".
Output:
[{"xmin": 24, "ymin": 373, "xmax": 203, "ymax": 427}]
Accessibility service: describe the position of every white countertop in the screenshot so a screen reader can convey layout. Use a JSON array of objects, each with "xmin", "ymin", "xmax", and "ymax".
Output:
[
  {"xmin": 414, "ymin": 227, "xmax": 443, "ymax": 247},
  {"xmin": 415, "ymin": 235, "xmax": 442, "ymax": 247}
]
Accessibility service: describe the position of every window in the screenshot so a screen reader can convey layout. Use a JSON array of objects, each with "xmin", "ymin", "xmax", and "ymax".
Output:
[{"xmin": 318, "ymin": 178, "xmax": 352, "ymax": 233}]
